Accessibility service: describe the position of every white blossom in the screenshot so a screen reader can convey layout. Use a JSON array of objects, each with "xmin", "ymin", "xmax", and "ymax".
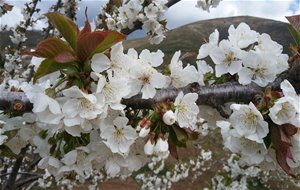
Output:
[
  {"xmin": 238, "ymin": 51, "xmax": 278, "ymax": 87},
  {"xmin": 269, "ymin": 80, "xmax": 300, "ymax": 127},
  {"xmin": 62, "ymin": 86, "xmax": 105, "ymax": 127},
  {"xmin": 228, "ymin": 22, "xmax": 259, "ymax": 48},
  {"xmin": 174, "ymin": 92, "xmax": 199, "ymax": 128},
  {"xmin": 210, "ymin": 39, "xmax": 245, "ymax": 77},
  {"xmin": 100, "ymin": 117, "xmax": 137, "ymax": 154},
  {"xmin": 229, "ymin": 102, "xmax": 269, "ymax": 143},
  {"xmin": 197, "ymin": 29, "xmax": 219, "ymax": 59},
  {"xmin": 169, "ymin": 51, "xmax": 198, "ymax": 88}
]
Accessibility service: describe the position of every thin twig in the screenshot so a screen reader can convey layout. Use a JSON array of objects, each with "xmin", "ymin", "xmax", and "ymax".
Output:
[{"xmin": 2, "ymin": 145, "xmax": 29, "ymax": 190}]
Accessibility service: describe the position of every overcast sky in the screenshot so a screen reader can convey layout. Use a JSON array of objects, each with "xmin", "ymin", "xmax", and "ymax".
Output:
[{"xmin": 1, "ymin": 0, "xmax": 300, "ymax": 38}]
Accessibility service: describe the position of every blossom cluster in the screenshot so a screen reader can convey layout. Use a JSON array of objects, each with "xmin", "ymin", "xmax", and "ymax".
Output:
[
  {"xmin": 217, "ymin": 79, "xmax": 300, "ymax": 171},
  {"xmin": 212, "ymin": 154, "xmax": 269, "ymax": 190},
  {"xmin": 100, "ymin": 0, "xmax": 168, "ymax": 44},
  {"xmin": 198, "ymin": 22, "xmax": 289, "ymax": 87},
  {"xmin": 196, "ymin": 0, "xmax": 222, "ymax": 12},
  {"xmin": 0, "ymin": 41, "xmax": 205, "ymax": 180}
]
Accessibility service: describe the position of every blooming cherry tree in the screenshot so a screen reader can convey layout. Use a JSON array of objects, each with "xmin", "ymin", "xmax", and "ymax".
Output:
[{"xmin": 0, "ymin": 0, "xmax": 300, "ymax": 189}]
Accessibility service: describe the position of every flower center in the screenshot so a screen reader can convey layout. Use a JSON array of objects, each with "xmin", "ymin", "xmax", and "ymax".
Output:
[
  {"xmin": 139, "ymin": 75, "xmax": 150, "ymax": 85},
  {"xmin": 178, "ymin": 102, "xmax": 187, "ymax": 113},
  {"xmin": 251, "ymin": 67, "xmax": 266, "ymax": 80},
  {"xmin": 114, "ymin": 128, "xmax": 124, "ymax": 141},
  {"xmin": 81, "ymin": 98, "xmax": 93, "ymax": 111},
  {"xmin": 245, "ymin": 111, "xmax": 258, "ymax": 127},
  {"xmin": 224, "ymin": 51, "xmax": 236, "ymax": 65}
]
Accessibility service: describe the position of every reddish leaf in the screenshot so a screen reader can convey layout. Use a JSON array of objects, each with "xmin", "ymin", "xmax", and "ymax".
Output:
[
  {"xmin": 45, "ymin": 13, "xmax": 79, "ymax": 50},
  {"xmin": 54, "ymin": 52, "xmax": 77, "ymax": 63},
  {"xmin": 286, "ymin": 15, "xmax": 300, "ymax": 35},
  {"xmin": 271, "ymin": 124, "xmax": 296, "ymax": 177},
  {"xmin": 3, "ymin": 3, "xmax": 13, "ymax": 11},
  {"xmin": 168, "ymin": 141, "xmax": 179, "ymax": 160},
  {"xmin": 21, "ymin": 38, "xmax": 75, "ymax": 61},
  {"xmin": 282, "ymin": 123, "xmax": 298, "ymax": 136},
  {"xmin": 279, "ymin": 127, "xmax": 292, "ymax": 145},
  {"xmin": 33, "ymin": 59, "xmax": 74, "ymax": 83},
  {"xmin": 76, "ymin": 30, "xmax": 124, "ymax": 63},
  {"xmin": 91, "ymin": 31, "xmax": 125, "ymax": 56},
  {"xmin": 78, "ymin": 7, "xmax": 91, "ymax": 38},
  {"xmin": 76, "ymin": 31, "xmax": 106, "ymax": 62}
]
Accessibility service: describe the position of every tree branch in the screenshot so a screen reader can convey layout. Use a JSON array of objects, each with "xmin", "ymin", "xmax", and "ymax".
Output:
[
  {"xmin": 0, "ymin": 61, "xmax": 299, "ymax": 114},
  {"xmin": 2, "ymin": 145, "xmax": 29, "ymax": 190}
]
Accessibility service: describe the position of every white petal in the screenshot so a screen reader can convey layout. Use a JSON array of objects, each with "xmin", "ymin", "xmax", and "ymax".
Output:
[
  {"xmin": 62, "ymin": 150, "xmax": 77, "ymax": 165},
  {"xmin": 141, "ymin": 85, "xmax": 156, "ymax": 99},
  {"xmin": 91, "ymin": 53, "xmax": 111, "ymax": 73},
  {"xmin": 48, "ymin": 98, "xmax": 61, "ymax": 114}
]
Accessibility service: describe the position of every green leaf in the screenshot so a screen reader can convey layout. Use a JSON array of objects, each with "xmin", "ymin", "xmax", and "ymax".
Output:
[
  {"xmin": 168, "ymin": 126, "xmax": 186, "ymax": 148},
  {"xmin": 287, "ymin": 24, "xmax": 300, "ymax": 45},
  {"xmin": 172, "ymin": 125, "xmax": 188, "ymax": 143},
  {"xmin": 33, "ymin": 59, "xmax": 74, "ymax": 83},
  {"xmin": 0, "ymin": 145, "xmax": 17, "ymax": 158},
  {"xmin": 45, "ymin": 13, "xmax": 78, "ymax": 50}
]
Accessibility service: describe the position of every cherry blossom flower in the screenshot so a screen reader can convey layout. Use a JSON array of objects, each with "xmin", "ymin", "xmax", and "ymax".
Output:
[
  {"xmin": 129, "ymin": 62, "xmax": 169, "ymax": 99},
  {"xmin": 22, "ymin": 82, "xmax": 61, "ymax": 114},
  {"xmin": 91, "ymin": 42, "xmax": 131, "ymax": 75},
  {"xmin": 62, "ymin": 86, "xmax": 105, "ymax": 125},
  {"xmin": 197, "ymin": 29, "xmax": 219, "ymax": 59},
  {"xmin": 228, "ymin": 22, "xmax": 259, "ymax": 48},
  {"xmin": 169, "ymin": 51, "xmax": 198, "ymax": 88},
  {"xmin": 238, "ymin": 51, "xmax": 278, "ymax": 87},
  {"xmin": 217, "ymin": 121, "xmax": 268, "ymax": 165},
  {"xmin": 59, "ymin": 147, "xmax": 93, "ymax": 177},
  {"xmin": 229, "ymin": 102, "xmax": 269, "ymax": 143},
  {"xmin": 100, "ymin": 117, "xmax": 137, "ymax": 154},
  {"xmin": 174, "ymin": 92, "xmax": 199, "ymax": 128},
  {"xmin": 269, "ymin": 80, "xmax": 300, "ymax": 127},
  {"xmin": 210, "ymin": 40, "xmax": 245, "ymax": 77}
]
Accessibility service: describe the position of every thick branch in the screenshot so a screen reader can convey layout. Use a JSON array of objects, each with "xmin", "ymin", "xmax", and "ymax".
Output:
[
  {"xmin": 0, "ymin": 61, "xmax": 299, "ymax": 113},
  {"xmin": 0, "ymin": 82, "xmax": 261, "ymax": 113},
  {"xmin": 122, "ymin": 82, "xmax": 262, "ymax": 109}
]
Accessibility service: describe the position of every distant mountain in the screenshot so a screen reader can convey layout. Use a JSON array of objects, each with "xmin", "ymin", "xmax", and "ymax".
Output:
[
  {"xmin": 0, "ymin": 16, "xmax": 294, "ymax": 63},
  {"xmin": 0, "ymin": 30, "xmax": 43, "ymax": 49},
  {"xmin": 124, "ymin": 16, "xmax": 294, "ymax": 63}
]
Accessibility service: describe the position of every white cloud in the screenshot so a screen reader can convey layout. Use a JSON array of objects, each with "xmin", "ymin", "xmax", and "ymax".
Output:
[{"xmin": 166, "ymin": 0, "xmax": 297, "ymax": 29}]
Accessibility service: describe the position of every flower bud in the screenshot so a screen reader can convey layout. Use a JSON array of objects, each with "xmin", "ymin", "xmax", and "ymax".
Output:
[
  {"xmin": 139, "ymin": 127, "xmax": 150, "ymax": 137},
  {"xmin": 154, "ymin": 137, "xmax": 169, "ymax": 153},
  {"xmin": 162, "ymin": 110, "xmax": 176, "ymax": 125},
  {"xmin": 144, "ymin": 139, "xmax": 155, "ymax": 155}
]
